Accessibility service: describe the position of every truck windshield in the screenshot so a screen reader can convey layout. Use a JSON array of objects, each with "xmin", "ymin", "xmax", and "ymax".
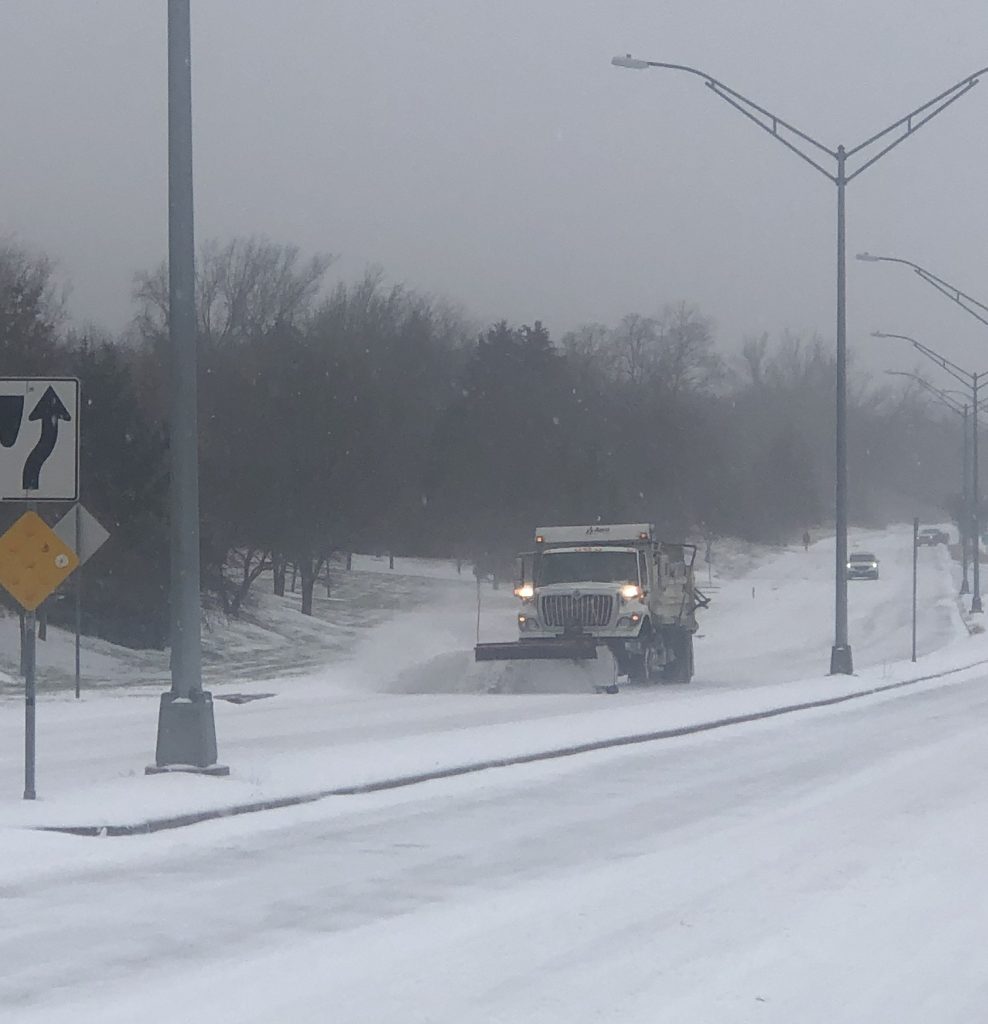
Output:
[{"xmin": 538, "ymin": 550, "xmax": 639, "ymax": 586}]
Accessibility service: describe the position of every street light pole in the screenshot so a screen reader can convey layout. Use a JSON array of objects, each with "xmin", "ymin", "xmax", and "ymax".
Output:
[
  {"xmin": 875, "ymin": 331, "xmax": 987, "ymax": 614},
  {"xmin": 885, "ymin": 370, "xmax": 971, "ymax": 595},
  {"xmin": 861, "ymin": 254, "xmax": 988, "ymax": 612},
  {"xmin": 149, "ymin": 0, "xmax": 226, "ymax": 774},
  {"xmin": 611, "ymin": 55, "xmax": 988, "ymax": 674},
  {"xmin": 834, "ymin": 146, "xmax": 850, "ymax": 668},
  {"xmin": 168, "ymin": 0, "xmax": 199, "ymax": 698}
]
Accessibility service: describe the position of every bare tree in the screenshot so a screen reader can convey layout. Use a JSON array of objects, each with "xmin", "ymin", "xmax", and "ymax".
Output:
[
  {"xmin": 612, "ymin": 313, "xmax": 659, "ymax": 385},
  {"xmin": 653, "ymin": 302, "xmax": 722, "ymax": 395},
  {"xmin": 133, "ymin": 235, "xmax": 334, "ymax": 345},
  {"xmin": 560, "ymin": 322, "xmax": 614, "ymax": 376},
  {"xmin": 738, "ymin": 332, "xmax": 769, "ymax": 388}
]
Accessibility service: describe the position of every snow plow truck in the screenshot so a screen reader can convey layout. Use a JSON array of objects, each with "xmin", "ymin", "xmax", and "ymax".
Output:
[{"xmin": 475, "ymin": 523, "xmax": 708, "ymax": 687}]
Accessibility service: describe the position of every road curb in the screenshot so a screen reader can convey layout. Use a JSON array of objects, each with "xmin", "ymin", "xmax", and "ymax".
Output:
[{"xmin": 37, "ymin": 654, "xmax": 988, "ymax": 838}]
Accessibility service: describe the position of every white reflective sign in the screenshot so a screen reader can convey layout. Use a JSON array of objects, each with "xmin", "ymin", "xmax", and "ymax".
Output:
[
  {"xmin": 54, "ymin": 503, "xmax": 110, "ymax": 566},
  {"xmin": 0, "ymin": 378, "xmax": 79, "ymax": 501}
]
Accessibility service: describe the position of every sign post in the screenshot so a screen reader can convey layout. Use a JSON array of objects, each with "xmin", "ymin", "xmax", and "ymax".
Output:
[
  {"xmin": 912, "ymin": 517, "xmax": 919, "ymax": 663},
  {"xmin": 24, "ymin": 613, "xmax": 36, "ymax": 799},
  {"xmin": 75, "ymin": 507, "xmax": 81, "ymax": 698},
  {"xmin": 0, "ymin": 511, "xmax": 80, "ymax": 798},
  {"xmin": 0, "ymin": 377, "xmax": 80, "ymax": 799},
  {"xmin": 24, "ymin": 502, "xmax": 36, "ymax": 802},
  {"xmin": 53, "ymin": 503, "xmax": 110, "ymax": 698}
]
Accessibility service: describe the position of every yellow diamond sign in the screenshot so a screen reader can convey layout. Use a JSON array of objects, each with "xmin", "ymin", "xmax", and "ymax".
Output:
[{"xmin": 0, "ymin": 511, "xmax": 79, "ymax": 611}]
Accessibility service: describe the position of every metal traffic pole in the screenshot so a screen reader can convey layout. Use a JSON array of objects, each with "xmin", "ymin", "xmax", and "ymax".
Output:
[{"xmin": 911, "ymin": 517, "xmax": 918, "ymax": 663}]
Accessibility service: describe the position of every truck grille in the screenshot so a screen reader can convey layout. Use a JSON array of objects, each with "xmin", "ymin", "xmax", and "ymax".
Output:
[{"xmin": 540, "ymin": 594, "xmax": 613, "ymax": 628}]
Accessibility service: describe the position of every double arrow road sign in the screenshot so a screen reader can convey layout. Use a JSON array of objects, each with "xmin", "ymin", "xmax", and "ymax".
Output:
[{"xmin": 0, "ymin": 378, "xmax": 79, "ymax": 501}]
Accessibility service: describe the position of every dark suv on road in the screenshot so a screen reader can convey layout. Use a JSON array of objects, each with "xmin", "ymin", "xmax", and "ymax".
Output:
[
  {"xmin": 917, "ymin": 527, "xmax": 949, "ymax": 546},
  {"xmin": 847, "ymin": 552, "xmax": 879, "ymax": 580}
]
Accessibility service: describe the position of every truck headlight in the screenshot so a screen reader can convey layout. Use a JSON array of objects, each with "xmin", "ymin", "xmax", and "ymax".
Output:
[
  {"xmin": 620, "ymin": 584, "xmax": 642, "ymax": 601},
  {"xmin": 514, "ymin": 583, "xmax": 534, "ymax": 599}
]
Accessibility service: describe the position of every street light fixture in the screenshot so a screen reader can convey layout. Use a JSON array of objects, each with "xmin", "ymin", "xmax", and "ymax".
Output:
[
  {"xmin": 885, "ymin": 369, "xmax": 967, "ymax": 414},
  {"xmin": 875, "ymin": 331, "xmax": 988, "ymax": 612},
  {"xmin": 611, "ymin": 54, "xmax": 988, "ymax": 674},
  {"xmin": 885, "ymin": 369, "xmax": 971, "ymax": 595},
  {"xmin": 857, "ymin": 253, "xmax": 988, "ymax": 328}
]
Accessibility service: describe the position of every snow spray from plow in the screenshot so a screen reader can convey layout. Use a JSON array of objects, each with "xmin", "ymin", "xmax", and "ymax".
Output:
[{"xmin": 389, "ymin": 646, "xmax": 619, "ymax": 695}]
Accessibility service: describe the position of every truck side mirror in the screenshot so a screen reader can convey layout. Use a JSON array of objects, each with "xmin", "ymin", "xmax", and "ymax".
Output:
[{"xmin": 513, "ymin": 552, "xmax": 535, "ymax": 598}]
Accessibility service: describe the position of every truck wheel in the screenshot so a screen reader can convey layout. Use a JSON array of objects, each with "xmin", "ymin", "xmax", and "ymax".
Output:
[
  {"xmin": 628, "ymin": 626, "xmax": 658, "ymax": 684},
  {"xmin": 642, "ymin": 643, "xmax": 661, "ymax": 683}
]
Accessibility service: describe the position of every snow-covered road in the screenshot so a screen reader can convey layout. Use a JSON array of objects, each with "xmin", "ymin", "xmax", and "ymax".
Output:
[{"xmin": 6, "ymin": 661, "xmax": 988, "ymax": 1022}]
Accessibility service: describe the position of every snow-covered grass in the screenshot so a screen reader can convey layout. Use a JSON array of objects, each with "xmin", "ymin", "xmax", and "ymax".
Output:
[
  {"xmin": 0, "ymin": 522, "xmax": 974, "ymax": 834},
  {"xmin": 0, "ymin": 554, "xmax": 477, "ymax": 696}
]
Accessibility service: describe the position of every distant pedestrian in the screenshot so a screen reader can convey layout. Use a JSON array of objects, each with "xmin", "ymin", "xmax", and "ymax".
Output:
[{"xmin": 802, "ymin": 530, "xmax": 811, "ymax": 552}]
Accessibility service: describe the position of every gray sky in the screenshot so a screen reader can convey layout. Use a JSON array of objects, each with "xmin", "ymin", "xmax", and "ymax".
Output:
[{"xmin": 2, "ymin": 1, "xmax": 988, "ymax": 380}]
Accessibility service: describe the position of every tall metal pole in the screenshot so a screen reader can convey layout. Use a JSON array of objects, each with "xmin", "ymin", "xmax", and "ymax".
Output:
[
  {"xmin": 831, "ymin": 147, "xmax": 852, "ymax": 674},
  {"xmin": 973, "ymin": 374, "xmax": 983, "ymax": 613},
  {"xmin": 168, "ymin": 0, "xmax": 200, "ymax": 697},
  {"xmin": 962, "ymin": 404, "xmax": 970, "ymax": 594},
  {"xmin": 150, "ymin": 0, "xmax": 224, "ymax": 772}
]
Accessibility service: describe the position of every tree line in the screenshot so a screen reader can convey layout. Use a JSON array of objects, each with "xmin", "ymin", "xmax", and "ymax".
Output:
[{"xmin": 0, "ymin": 238, "xmax": 961, "ymax": 647}]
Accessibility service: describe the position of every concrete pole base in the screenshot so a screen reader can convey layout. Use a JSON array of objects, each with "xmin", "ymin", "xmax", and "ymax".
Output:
[
  {"xmin": 149, "ymin": 690, "xmax": 228, "ymax": 773},
  {"xmin": 144, "ymin": 761, "xmax": 229, "ymax": 774},
  {"xmin": 146, "ymin": 762, "xmax": 230, "ymax": 776},
  {"xmin": 972, "ymin": 596, "xmax": 984, "ymax": 614},
  {"xmin": 830, "ymin": 645, "xmax": 854, "ymax": 675}
]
